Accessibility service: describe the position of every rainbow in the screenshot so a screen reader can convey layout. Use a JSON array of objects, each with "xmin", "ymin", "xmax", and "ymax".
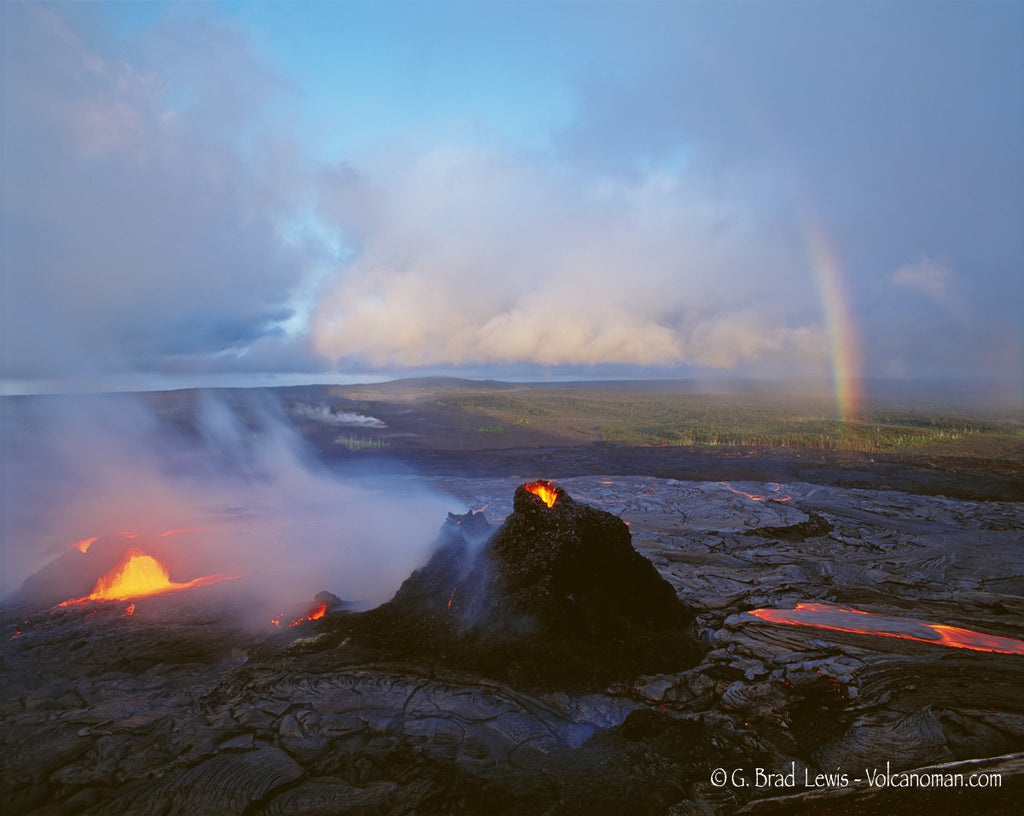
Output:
[
  {"xmin": 803, "ymin": 215, "xmax": 863, "ymax": 420},
  {"xmin": 691, "ymin": 50, "xmax": 865, "ymax": 420}
]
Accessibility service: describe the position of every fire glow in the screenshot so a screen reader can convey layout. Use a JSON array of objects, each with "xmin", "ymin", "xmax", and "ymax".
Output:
[
  {"xmin": 524, "ymin": 480, "xmax": 558, "ymax": 507},
  {"xmin": 748, "ymin": 603, "xmax": 1024, "ymax": 656},
  {"xmin": 60, "ymin": 549, "xmax": 233, "ymax": 605}
]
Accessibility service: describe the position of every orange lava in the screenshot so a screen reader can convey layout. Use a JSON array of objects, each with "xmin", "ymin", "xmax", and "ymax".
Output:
[
  {"xmin": 524, "ymin": 480, "xmax": 558, "ymax": 507},
  {"xmin": 73, "ymin": 536, "xmax": 99, "ymax": 554},
  {"xmin": 748, "ymin": 602, "xmax": 1024, "ymax": 656},
  {"xmin": 721, "ymin": 482, "xmax": 791, "ymax": 502},
  {"xmin": 271, "ymin": 602, "xmax": 329, "ymax": 628},
  {"xmin": 307, "ymin": 603, "xmax": 327, "ymax": 621},
  {"xmin": 59, "ymin": 549, "xmax": 232, "ymax": 605},
  {"xmin": 122, "ymin": 603, "xmax": 135, "ymax": 617}
]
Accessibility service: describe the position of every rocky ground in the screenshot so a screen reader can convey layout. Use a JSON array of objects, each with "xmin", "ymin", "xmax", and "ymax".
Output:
[{"xmin": 3, "ymin": 472, "xmax": 1024, "ymax": 815}]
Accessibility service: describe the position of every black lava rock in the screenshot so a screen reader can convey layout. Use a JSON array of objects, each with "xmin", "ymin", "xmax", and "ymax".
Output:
[{"xmin": 343, "ymin": 482, "xmax": 702, "ymax": 689}]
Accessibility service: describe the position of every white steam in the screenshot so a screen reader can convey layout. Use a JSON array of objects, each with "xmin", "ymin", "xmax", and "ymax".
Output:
[
  {"xmin": 290, "ymin": 403, "xmax": 385, "ymax": 427},
  {"xmin": 0, "ymin": 391, "xmax": 452, "ymax": 616}
]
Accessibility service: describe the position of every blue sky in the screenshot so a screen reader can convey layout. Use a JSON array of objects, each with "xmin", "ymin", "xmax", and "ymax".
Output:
[{"xmin": 2, "ymin": 1, "xmax": 1021, "ymax": 400}]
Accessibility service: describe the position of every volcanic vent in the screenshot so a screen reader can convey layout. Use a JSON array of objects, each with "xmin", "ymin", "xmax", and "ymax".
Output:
[{"xmin": 342, "ymin": 480, "xmax": 702, "ymax": 688}]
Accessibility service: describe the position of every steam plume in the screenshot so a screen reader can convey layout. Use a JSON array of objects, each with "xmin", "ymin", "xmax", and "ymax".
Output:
[{"xmin": 1, "ymin": 391, "xmax": 451, "ymax": 619}]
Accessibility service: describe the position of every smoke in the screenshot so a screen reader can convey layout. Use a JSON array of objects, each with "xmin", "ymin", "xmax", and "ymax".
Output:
[{"xmin": 0, "ymin": 390, "xmax": 453, "ymax": 621}]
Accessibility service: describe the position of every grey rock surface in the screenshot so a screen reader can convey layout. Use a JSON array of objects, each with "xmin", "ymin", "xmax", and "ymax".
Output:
[{"xmin": 3, "ymin": 475, "xmax": 1023, "ymax": 814}]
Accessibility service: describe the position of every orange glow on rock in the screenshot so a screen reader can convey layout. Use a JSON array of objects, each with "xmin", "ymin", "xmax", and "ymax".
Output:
[
  {"xmin": 748, "ymin": 602, "xmax": 1024, "ymax": 656},
  {"xmin": 73, "ymin": 536, "xmax": 99, "ymax": 554},
  {"xmin": 524, "ymin": 480, "xmax": 558, "ymax": 507}
]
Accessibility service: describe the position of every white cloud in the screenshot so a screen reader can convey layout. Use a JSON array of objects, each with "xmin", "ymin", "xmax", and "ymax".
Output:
[
  {"xmin": 889, "ymin": 255, "xmax": 959, "ymax": 305},
  {"xmin": 312, "ymin": 146, "xmax": 827, "ymax": 372}
]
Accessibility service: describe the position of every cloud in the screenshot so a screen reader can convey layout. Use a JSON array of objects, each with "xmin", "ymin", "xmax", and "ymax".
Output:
[
  {"xmin": 311, "ymin": 145, "xmax": 827, "ymax": 372},
  {"xmin": 0, "ymin": 4, "xmax": 322, "ymax": 384},
  {"xmin": 889, "ymin": 256, "xmax": 959, "ymax": 305},
  {"xmin": 4, "ymin": 2, "xmax": 1019, "ymax": 389}
]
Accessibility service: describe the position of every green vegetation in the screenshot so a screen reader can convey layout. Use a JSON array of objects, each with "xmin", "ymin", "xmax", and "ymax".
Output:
[
  {"xmin": 430, "ymin": 387, "xmax": 1023, "ymax": 457},
  {"xmin": 474, "ymin": 426, "xmax": 507, "ymax": 435},
  {"xmin": 334, "ymin": 434, "xmax": 389, "ymax": 450}
]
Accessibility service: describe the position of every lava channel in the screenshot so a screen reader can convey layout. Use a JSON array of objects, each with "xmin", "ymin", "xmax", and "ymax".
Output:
[
  {"xmin": 747, "ymin": 602, "xmax": 1024, "ymax": 656},
  {"xmin": 721, "ymin": 482, "xmax": 792, "ymax": 502}
]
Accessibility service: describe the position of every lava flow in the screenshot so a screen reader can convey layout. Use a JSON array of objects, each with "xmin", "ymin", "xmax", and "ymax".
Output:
[
  {"xmin": 748, "ymin": 602, "xmax": 1024, "ymax": 656},
  {"xmin": 721, "ymin": 482, "xmax": 791, "ymax": 502},
  {"xmin": 73, "ymin": 536, "xmax": 99, "ymax": 554},
  {"xmin": 59, "ymin": 549, "xmax": 234, "ymax": 606},
  {"xmin": 524, "ymin": 480, "xmax": 558, "ymax": 507},
  {"xmin": 270, "ymin": 602, "xmax": 328, "ymax": 628}
]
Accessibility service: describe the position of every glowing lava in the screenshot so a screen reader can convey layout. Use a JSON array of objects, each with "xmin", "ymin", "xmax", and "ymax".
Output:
[
  {"xmin": 308, "ymin": 603, "xmax": 328, "ymax": 621},
  {"xmin": 271, "ymin": 602, "xmax": 328, "ymax": 628},
  {"xmin": 60, "ymin": 549, "xmax": 232, "ymax": 605},
  {"xmin": 524, "ymin": 480, "xmax": 558, "ymax": 507},
  {"xmin": 73, "ymin": 536, "xmax": 99, "ymax": 554},
  {"xmin": 721, "ymin": 482, "xmax": 791, "ymax": 502},
  {"xmin": 748, "ymin": 603, "xmax": 1024, "ymax": 656}
]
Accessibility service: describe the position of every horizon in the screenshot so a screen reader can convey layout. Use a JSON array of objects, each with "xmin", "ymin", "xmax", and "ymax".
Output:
[
  {"xmin": 3, "ymin": 373, "xmax": 1019, "ymax": 417},
  {"xmin": 2, "ymin": 1, "xmax": 1022, "ymax": 412}
]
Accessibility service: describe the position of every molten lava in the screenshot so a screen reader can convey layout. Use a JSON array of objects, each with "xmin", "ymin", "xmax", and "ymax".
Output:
[
  {"xmin": 59, "ymin": 549, "xmax": 233, "ymax": 606},
  {"xmin": 748, "ymin": 602, "xmax": 1024, "ymax": 656},
  {"xmin": 73, "ymin": 536, "xmax": 98, "ymax": 554},
  {"xmin": 308, "ymin": 602, "xmax": 328, "ymax": 621},
  {"xmin": 721, "ymin": 482, "xmax": 792, "ymax": 502},
  {"xmin": 524, "ymin": 480, "xmax": 558, "ymax": 508},
  {"xmin": 270, "ymin": 602, "xmax": 328, "ymax": 628}
]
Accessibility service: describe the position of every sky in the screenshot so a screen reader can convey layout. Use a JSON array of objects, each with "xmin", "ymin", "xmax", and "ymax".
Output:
[{"xmin": 2, "ymin": 0, "xmax": 1022, "ymax": 406}]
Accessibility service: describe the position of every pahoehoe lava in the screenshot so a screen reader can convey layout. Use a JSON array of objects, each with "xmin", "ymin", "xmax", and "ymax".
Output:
[{"xmin": 3, "ymin": 473, "xmax": 1024, "ymax": 815}]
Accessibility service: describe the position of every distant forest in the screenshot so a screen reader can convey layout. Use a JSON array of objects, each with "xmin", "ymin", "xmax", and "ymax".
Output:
[{"xmin": 424, "ymin": 385, "xmax": 1023, "ymax": 459}]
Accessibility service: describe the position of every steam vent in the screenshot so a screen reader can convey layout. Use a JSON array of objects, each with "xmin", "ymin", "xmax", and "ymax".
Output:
[{"xmin": 348, "ymin": 481, "xmax": 702, "ymax": 688}]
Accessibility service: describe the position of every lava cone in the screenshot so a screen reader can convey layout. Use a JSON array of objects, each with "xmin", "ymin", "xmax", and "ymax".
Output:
[
  {"xmin": 454, "ymin": 481, "xmax": 690, "ymax": 637},
  {"xmin": 342, "ymin": 481, "xmax": 702, "ymax": 688}
]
